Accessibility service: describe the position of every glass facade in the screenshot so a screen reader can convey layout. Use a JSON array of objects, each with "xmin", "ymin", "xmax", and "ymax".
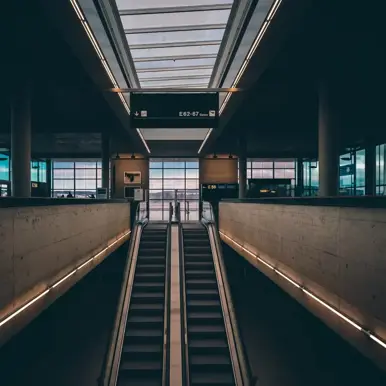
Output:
[
  {"xmin": 0, "ymin": 153, "xmax": 47, "ymax": 184},
  {"xmin": 303, "ymin": 160, "xmax": 319, "ymax": 196},
  {"xmin": 239, "ymin": 158, "xmax": 296, "ymax": 196},
  {"xmin": 149, "ymin": 158, "xmax": 199, "ymax": 221},
  {"xmin": 52, "ymin": 160, "xmax": 102, "ymax": 198},
  {"xmin": 376, "ymin": 144, "xmax": 386, "ymax": 195}
]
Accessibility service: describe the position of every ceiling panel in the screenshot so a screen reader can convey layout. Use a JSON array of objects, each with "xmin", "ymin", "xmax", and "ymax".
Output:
[
  {"xmin": 141, "ymin": 128, "xmax": 210, "ymax": 140},
  {"xmin": 121, "ymin": 10, "xmax": 231, "ymax": 30},
  {"xmin": 131, "ymin": 44, "xmax": 221, "ymax": 59},
  {"xmin": 116, "ymin": 0, "xmax": 233, "ymax": 9},
  {"xmin": 140, "ymin": 78, "xmax": 210, "ymax": 87},
  {"xmin": 137, "ymin": 68, "xmax": 213, "ymax": 79},
  {"xmin": 126, "ymin": 29, "xmax": 225, "ymax": 46}
]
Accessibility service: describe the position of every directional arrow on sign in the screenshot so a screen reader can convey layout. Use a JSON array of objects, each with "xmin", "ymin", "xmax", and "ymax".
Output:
[{"xmin": 134, "ymin": 111, "xmax": 139, "ymax": 116}]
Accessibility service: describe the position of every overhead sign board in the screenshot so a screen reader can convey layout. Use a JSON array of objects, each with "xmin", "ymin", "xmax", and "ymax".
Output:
[{"xmin": 130, "ymin": 93, "xmax": 219, "ymax": 128}]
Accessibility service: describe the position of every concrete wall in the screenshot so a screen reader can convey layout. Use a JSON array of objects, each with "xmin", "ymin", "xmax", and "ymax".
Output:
[
  {"xmin": 112, "ymin": 157, "xmax": 149, "ymax": 198},
  {"xmin": 219, "ymin": 202, "xmax": 386, "ymax": 371},
  {"xmin": 200, "ymin": 157, "xmax": 238, "ymax": 184},
  {"xmin": 0, "ymin": 202, "xmax": 130, "ymax": 345}
]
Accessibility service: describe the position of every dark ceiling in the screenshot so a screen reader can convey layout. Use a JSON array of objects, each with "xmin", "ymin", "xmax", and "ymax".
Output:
[
  {"xmin": 1, "ymin": 0, "xmax": 385, "ymax": 159},
  {"xmin": 208, "ymin": 0, "xmax": 386, "ymax": 158},
  {"xmin": 1, "ymin": 0, "xmax": 143, "ymax": 157}
]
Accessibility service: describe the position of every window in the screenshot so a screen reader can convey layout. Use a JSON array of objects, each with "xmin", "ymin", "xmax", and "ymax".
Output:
[
  {"xmin": 0, "ymin": 154, "xmax": 10, "ymax": 181},
  {"xmin": 376, "ymin": 144, "xmax": 386, "ymax": 195},
  {"xmin": 149, "ymin": 158, "xmax": 199, "ymax": 221},
  {"xmin": 52, "ymin": 160, "xmax": 101, "ymax": 198},
  {"xmin": 239, "ymin": 158, "xmax": 296, "ymax": 196}
]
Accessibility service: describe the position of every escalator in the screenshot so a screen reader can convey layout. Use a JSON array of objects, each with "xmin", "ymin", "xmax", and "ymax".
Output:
[
  {"xmin": 102, "ymin": 222, "xmax": 170, "ymax": 386},
  {"xmin": 182, "ymin": 224, "xmax": 236, "ymax": 386}
]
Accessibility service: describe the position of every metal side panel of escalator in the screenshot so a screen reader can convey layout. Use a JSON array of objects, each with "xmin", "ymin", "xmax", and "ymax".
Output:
[
  {"xmin": 101, "ymin": 222, "xmax": 170, "ymax": 386},
  {"xmin": 182, "ymin": 223, "xmax": 236, "ymax": 386}
]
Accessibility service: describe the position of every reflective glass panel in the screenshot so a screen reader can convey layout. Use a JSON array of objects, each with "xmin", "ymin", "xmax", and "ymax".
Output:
[
  {"xmin": 121, "ymin": 10, "xmax": 231, "ymax": 30},
  {"xmin": 138, "ymin": 68, "xmax": 213, "ymax": 79},
  {"xmin": 127, "ymin": 29, "xmax": 225, "ymax": 46},
  {"xmin": 116, "ymin": 0, "xmax": 233, "ymax": 9},
  {"xmin": 186, "ymin": 169, "xmax": 199, "ymax": 179},
  {"xmin": 150, "ymin": 169, "xmax": 163, "ymax": 178},
  {"xmin": 132, "ymin": 44, "xmax": 220, "ymax": 59},
  {"xmin": 164, "ymin": 179, "xmax": 185, "ymax": 189},
  {"xmin": 164, "ymin": 169, "xmax": 185, "ymax": 178},
  {"xmin": 140, "ymin": 77, "xmax": 210, "ymax": 87},
  {"xmin": 135, "ymin": 57, "xmax": 216, "ymax": 70}
]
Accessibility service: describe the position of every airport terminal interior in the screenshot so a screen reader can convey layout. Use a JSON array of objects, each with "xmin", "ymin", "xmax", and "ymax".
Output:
[{"xmin": 1, "ymin": 0, "xmax": 386, "ymax": 385}]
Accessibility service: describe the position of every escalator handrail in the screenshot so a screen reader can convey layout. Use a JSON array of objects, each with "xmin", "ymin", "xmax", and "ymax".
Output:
[
  {"xmin": 162, "ymin": 219, "xmax": 172, "ymax": 386},
  {"xmin": 178, "ymin": 223, "xmax": 191, "ymax": 386},
  {"xmin": 202, "ymin": 202, "xmax": 255, "ymax": 386},
  {"xmin": 98, "ymin": 218, "xmax": 148, "ymax": 386}
]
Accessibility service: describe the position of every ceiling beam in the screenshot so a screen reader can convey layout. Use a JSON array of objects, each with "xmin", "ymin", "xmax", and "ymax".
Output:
[
  {"xmin": 134, "ymin": 53, "xmax": 217, "ymax": 62},
  {"xmin": 125, "ymin": 24, "xmax": 226, "ymax": 34},
  {"xmin": 130, "ymin": 40, "xmax": 222, "ymax": 50},
  {"xmin": 136, "ymin": 65, "xmax": 214, "ymax": 73},
  {"xmin": 119, "ymin": 4, "xmax": 233, "ymax": 16},
  {"xmin": 139, "ymin": 75, "xmax": 211, "ymax": 82}
]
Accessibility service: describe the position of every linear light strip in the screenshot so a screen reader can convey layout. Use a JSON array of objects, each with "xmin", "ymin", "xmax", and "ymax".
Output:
[
  {"xmin": 199, "ymin": 0, "xmax": 283, "ymax": 153},
  {"xmin": 0, "ymin": 230, "xmax": 131, "ymax": 328},
  {"xmin": 136, "ymin": 129, "xmax": 151, "ymax": 153},
  {"xmin": 219, "ymin": 231, "xmax": 386, "ymax": 350},
  {"xmin": 69, "ymin": 0, "xmax": 151, "ymax": 153}
]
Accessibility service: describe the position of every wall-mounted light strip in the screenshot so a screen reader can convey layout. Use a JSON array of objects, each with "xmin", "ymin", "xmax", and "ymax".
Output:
[
  {"xmin": 0, "ymin": 230, "xmax": 131, "ymax": 328},
  {"xmin": 198, "ymin": 0, "xmax": 283, "ymax": 153},
  {"xmin": 219, "ymin": 231, "xmax": 386, "ymax": 350},
  {"xmin": 136, "ymin": 129, "xmax": 151, "ymax": 153},
  {"xmin": 69, "ymin": 0, "xmax": 150, "ymax": 153},
  {"xmin": 198, "ymin": 128, "xmax": 213, "ymax": 154}
]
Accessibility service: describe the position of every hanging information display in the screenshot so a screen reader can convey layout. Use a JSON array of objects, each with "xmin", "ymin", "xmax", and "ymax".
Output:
[{"xmin": 130, "ymin": 93, "xmax": 219, "ymax": 128}]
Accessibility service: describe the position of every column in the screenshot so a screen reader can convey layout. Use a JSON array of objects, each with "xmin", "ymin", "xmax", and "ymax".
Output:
[
  {"xmin": 46, "ymin": 159, "xmax": 52, "ymax": 197},
  {"xmin": 11, "ymin": 84, "xmax": 31, "ymax": 197},
  {"xmin": 365, "ymin": 142, "xmax": 376, "ymax": 196},
  {"xmin": 296, "ymin": 158, "xmax": 304, "ymax": 196},
  {"xmin": 318, "ymin": 80, "xmax": 339, "ymax": 196},
  {"xmin": 238, "ymin": 136, "xmax": 247, "ymax": 199},
  {"xmin": 101, "ymin": 132, "xmax": 110, "ymax": 198}
]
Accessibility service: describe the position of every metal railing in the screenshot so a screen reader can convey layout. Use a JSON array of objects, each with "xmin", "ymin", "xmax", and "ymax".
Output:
[
  {"xmin": 177, "ymin": 218, "xmax": 190, "ymax": 386},
  {"xmin": 201, "ymin": 201, "xmax": 257, "ymax": 386},
  {"xmin": 162, "ymin": 210, "xmax": 172, "ymax": 386},
  {"xmin": 98, "ymin": 207, "xmax": 148, "ymax": 386}
]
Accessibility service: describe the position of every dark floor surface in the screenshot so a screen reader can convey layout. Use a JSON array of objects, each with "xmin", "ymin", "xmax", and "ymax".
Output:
[
  {"xmin": 223, "ymin": 243, "xmax": 386, "ymax": 386},
  {"xmin": 0, "ymin": 243, "xmax": 128, "ymax": 386},
  {"xmin": 1, "ymin": 240, "xmax": 385, "ymax": 386}
]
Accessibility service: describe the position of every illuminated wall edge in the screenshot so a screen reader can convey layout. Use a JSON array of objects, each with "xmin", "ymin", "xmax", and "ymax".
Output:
[
  {"xmin": 69, "ymin": 0, "xmax": 150, "ymax": 154},
  {"xmin": 219, "ymin": 231, "xmax": 386, "ymax": 351},
  {"xmin": 0, "ymin": 230, "xmax": 131, "ymax": 329}
]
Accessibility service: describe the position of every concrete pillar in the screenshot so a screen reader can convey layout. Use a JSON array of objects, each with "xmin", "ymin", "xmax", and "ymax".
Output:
[
  {"xmin": 365, "ymin": 142, "xmax": 376, "ymax": 196},
  {"xmin": 102, "ymin": 133, "xmax": 110, "ymax": 198},
  {"xmin": 11, "ymin": 84, "xmax": 31, "ymax": 197},
  {"xmin": 46, "ymin": 159, "xmax": 52, "ymax": 197},
  {"xmin": 296, "ymin": 158, "xmax": 304, "ymax": 196},
  {"xmin": 238, "ymin": 157, "xmax": 247, "ymax": 199},
  {"xmin": 318, "ymin": 80, "xmax": 339, "ymax": 196},
  {"xmin": 238, "ymin": 135, "xmax": 247, "ymax": 199}
]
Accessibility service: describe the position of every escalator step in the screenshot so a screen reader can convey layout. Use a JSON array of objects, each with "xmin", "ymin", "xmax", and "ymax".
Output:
[
  {"xmin": 131, "ymin": 303, "xmax": 163, "ymax": 311},
  {"xmin": 117, "ymin": 379, "xmax": 161, "ymax": 386},
  {"xmin": 123, "ymin": 344, "xmax": 162, "ymax": 354},
  {"xmin": 191, "ymin": 372, "xmax": 235, "ymax": 385},
  {"xmin": 191, "ymin": 354, "xmax": 231, "ymax": 366},
  {"xmin": 187, "ymin": 299, "xmax": 220, "ymax": 307},
  {"xmin": 186, "ymin": 289, "xmax": 218, "ymax": 296},
  {"xmin": 131, "ymin": 292, "xmax": 164, "ymax": 299},
  {"xmin": 127, "ymin": 315, "xmax": 163, "ymax": 323},
  {"xmin": 189, "ymin": 312, "xmax": 223, "ymax": 320},
  {"xmin": 126, "ymin": 329, "xmax": 163, "ymax": 338},
  {"xmin": 120, "ymin": 361, "xmax": 162, "ymax": 371},
  {"xmin": 188, "ymin": 325, "xmax": 225, "ymax": 334}
]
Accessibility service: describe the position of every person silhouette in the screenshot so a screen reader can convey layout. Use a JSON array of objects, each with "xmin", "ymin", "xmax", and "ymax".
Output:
[{"xmin": 67, "ymin": 191, "xmax": 73, "ymax": 198}]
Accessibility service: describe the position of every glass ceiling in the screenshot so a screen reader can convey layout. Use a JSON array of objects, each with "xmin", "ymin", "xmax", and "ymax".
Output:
[{"xmin": 115, "ymin": 0, "xmax": 235, "ymax": 89}]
